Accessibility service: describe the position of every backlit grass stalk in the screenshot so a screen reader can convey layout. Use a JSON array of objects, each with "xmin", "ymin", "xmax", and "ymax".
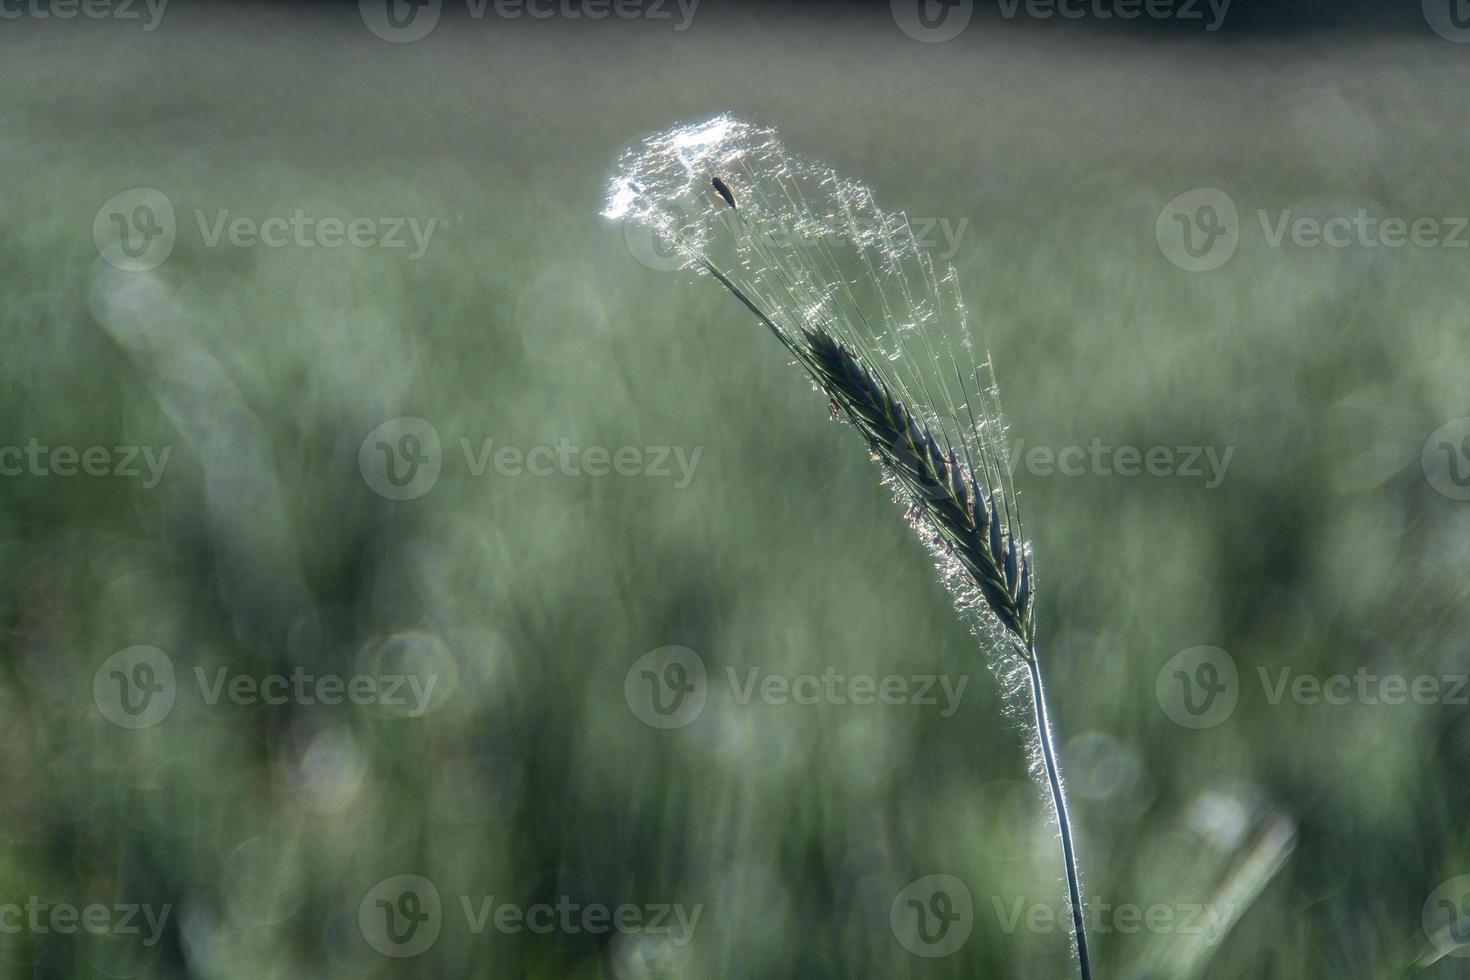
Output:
[{"xmin": 604, "ymin": 115, "xmax": 1092, "ymax": 979}]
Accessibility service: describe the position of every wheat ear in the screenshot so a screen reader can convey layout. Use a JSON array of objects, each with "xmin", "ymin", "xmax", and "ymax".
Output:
[
  {"xmin": 708, "ymin": 269, "xmax": 1092, "ymax": 980},
  {"xmin": 604, "ymin": 115, "xmax": 1093, "ymax": 980},
  {"xmin": 803, "ymin": 321, "xmax": 1093, "ymax": 979}
]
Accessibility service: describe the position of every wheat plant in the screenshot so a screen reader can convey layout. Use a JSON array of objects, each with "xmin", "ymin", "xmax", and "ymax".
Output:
[{"xmin": 604, "ymin": 115, "xmax": 1094, "ymax": 979}]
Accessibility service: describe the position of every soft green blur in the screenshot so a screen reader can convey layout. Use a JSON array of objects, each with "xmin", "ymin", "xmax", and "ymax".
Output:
[{"xmin": 2, "ymin": 6, "xmax": 1469, "ymax": 978}]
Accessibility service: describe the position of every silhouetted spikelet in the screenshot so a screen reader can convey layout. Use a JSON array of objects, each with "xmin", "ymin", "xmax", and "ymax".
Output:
[{"xmin": 799, "ymin": 326, "xmax": 1034, "ymax": 650}]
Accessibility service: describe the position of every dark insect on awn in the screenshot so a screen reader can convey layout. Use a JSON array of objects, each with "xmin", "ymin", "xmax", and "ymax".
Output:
[{"xmin": 711, "ymin": 176, "xmax": 737, "ymax": 209}]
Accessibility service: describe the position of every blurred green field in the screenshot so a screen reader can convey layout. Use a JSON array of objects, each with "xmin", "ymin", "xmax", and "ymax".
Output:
[{"xmin": 2, "ymin": 4, "xmax": 1469, "ymax": 978}]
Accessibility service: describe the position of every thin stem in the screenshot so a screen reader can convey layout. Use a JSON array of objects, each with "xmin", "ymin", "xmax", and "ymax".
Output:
[{"xmin": 1026, "ymin": 651, "xmax": 1093, "ymax": 980}]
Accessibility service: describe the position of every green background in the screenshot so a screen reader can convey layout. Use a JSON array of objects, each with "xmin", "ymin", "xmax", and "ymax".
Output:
[{"xmin": 2, "ymin": 4, "xmax": 1468, "ymax": 977}]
